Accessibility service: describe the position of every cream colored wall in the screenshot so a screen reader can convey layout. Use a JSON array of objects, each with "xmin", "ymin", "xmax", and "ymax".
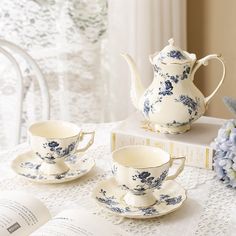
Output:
[{"xmin": 187, "ymin": 0, "xmax": 236, "ymax": 119}]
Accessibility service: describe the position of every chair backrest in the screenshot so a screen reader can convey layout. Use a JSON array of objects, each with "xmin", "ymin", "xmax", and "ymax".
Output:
[{"xmin": 0, "ymin": 39, "xmax": 50, "ymax": 145}]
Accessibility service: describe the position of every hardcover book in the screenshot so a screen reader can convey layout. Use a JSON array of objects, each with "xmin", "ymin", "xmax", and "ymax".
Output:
[{"xmin": 111, "ymin": 113, "xmax": 226, "ymax": 169}]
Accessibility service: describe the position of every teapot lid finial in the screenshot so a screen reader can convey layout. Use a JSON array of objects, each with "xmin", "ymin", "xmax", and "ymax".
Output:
[{"xmin": 168, "ymin": 38, "xmax": 174, "ymax": 46}]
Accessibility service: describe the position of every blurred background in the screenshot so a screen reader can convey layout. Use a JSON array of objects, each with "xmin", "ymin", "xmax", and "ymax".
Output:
[
  {"xmin": 0, "ymin": 0, "xmax": 234, "ymax": 148},
  {"xmin": 188, "ymin": 0, "xmax": 236, "ymax": 119}
]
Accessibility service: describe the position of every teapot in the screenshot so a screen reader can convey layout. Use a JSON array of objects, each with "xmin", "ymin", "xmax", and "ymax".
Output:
[{"xmin": 122, "ymin": 39, "xmax": 226, "ymax": 134}]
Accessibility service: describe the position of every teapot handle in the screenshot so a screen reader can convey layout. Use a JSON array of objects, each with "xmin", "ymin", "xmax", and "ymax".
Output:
[{"xmin": 191, "ymin": 54, "xmax": 226, "ymax": 106}]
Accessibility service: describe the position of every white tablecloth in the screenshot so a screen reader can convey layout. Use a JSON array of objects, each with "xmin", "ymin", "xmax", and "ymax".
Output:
[{"xmin": 0, "ymin": 123, "xmax": 235, "ymax": 236}]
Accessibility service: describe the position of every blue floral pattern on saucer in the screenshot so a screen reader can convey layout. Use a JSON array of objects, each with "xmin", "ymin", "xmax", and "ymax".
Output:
[
  {"xmin": 96, "ymin": 189, "xmax": 159, "ymax": 216},
  {"xmin": 11, "ymin": 150, "xmax": 95, "ymax": 184},
  {"xmin": 92, "ymin": 178, "xmax": 186, "ymax": 219}
]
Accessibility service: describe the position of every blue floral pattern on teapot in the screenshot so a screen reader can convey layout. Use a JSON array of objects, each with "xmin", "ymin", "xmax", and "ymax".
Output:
[{"xmin": 122, "ymin": 38, "xmax": 226, "ymax": 134}]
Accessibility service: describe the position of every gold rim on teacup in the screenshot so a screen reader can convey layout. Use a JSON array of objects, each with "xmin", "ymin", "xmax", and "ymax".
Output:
[
  {"xmin": 112, "ymin": 145, "xmax": 185, "ymax": 207},
  {"xmin": 28, "ymin": 120, "xmax": 95, "ymax": 176}
]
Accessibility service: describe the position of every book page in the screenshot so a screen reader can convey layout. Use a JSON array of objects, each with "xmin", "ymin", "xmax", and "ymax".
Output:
[
  {"xmin": 0, "ymin": 191, "xmax": 51, "ymax": 236},
  {"xmin": 32, "ymin": 208, "xmax": 131, "ymax": 236}
]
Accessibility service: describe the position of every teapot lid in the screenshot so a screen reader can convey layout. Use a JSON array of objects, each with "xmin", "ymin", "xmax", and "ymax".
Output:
[{"xmin": 155, "ymin": 38, "xmax": 192, "ymax": 64}]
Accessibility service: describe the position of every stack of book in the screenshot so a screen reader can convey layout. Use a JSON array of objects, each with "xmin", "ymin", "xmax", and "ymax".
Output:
[{"xmin": 111, "ymin": 112, "xmax": 225, "ymax": 169}]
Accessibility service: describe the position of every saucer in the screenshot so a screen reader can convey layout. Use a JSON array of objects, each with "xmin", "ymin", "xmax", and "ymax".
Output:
[
  {"xmin": 11, "ymin": 150, "xmax": 95, "ymax": 184},
  {"xmin": 92, "ymin": 178, "xmax": 186, "ymax": 219}
]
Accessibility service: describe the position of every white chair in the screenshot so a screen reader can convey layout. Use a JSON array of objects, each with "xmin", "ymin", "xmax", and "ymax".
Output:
[{"xmin": 0, "ymin": 39, "xmax": 50, "ymax": 145}]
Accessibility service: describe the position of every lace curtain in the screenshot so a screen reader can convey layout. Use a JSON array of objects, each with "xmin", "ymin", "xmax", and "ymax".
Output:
[
  {"xmin": 0, "ymin": 0, "xmax": 109, "ymax": 147},
  {"xmin": 0, "ymin": 0, "xmax": 186, "ymax": 149}
]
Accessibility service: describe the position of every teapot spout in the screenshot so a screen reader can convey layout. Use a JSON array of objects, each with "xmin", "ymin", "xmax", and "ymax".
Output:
[{"xmin": 121, "ymin": 53, "xmax": 145, "ymax": 109}]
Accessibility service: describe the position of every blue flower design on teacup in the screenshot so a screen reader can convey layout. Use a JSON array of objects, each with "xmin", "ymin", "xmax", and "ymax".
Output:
[
  {"xmin": 29, "ymin": 120, "xmax": 95, "ymax": 175},
  {"xmin": 36, "ymin": 141, "xmax": 77, "ymax": 164},
  {"xmin": 112, "ymin": 145, "xmax": 185, "ymax": 207},
  {"xmin": 131, "ymin": 170, "xmax": 168, "ymax": 195}
]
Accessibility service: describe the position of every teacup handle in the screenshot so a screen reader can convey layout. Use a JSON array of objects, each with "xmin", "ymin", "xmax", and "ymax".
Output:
[
  {"xmin": 191, "ymin": 54, "xmax": 226, "ymax": 107},
  {"xmin": 166, "ymin": 156, "xmax": 185, "ymax": 180},
  {"xmin": 75, "ymin": 131, "xmax": 95, "ymax": 153}
]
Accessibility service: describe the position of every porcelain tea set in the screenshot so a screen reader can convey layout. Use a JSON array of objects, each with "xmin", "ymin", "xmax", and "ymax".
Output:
[
  {"xmin": 11, "ymin": 39, "xmax": 225, "ymax": 218},
  {"xmin": 12, "ymin": 121, "xmax": 186, "ymax": 218}
]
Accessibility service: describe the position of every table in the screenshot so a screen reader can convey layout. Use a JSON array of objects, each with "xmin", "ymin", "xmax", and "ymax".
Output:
[{"xmin": 0, "ymin": 123, "xmax": 235, "ymax": 236}]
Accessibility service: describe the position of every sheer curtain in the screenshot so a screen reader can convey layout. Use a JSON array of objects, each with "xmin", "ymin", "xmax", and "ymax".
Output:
[
  {"xmin": 0, "ymin": 0, "xmax": 186, "ymax": 148},
  {"xmin": 107, "ymin": 0, "xmax": 187, "ymax": 120}
]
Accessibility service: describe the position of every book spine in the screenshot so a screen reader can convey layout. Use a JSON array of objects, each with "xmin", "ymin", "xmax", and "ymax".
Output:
[{"xmin": 111, "ymin": 132, "xmax": 213, "ymax": 170}]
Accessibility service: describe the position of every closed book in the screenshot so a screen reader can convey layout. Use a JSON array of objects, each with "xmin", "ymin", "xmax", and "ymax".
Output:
[{"xmin": 111, "ymin": 113, "xmax": 225, "ymax": 169}]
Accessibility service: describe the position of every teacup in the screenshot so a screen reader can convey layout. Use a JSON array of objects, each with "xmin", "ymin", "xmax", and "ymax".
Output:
[
  {"xmin": 112, "ymin": 145, "xmax": 185, "ymax": 207},
  {"xmin": 28, "ymin": 120, "xmax": 95, "ymax": 175}
]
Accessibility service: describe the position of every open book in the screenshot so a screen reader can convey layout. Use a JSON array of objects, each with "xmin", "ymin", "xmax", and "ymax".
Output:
[{"xmin": 0, "ymin": 191, "xmax": 129, "ymax": 236}]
